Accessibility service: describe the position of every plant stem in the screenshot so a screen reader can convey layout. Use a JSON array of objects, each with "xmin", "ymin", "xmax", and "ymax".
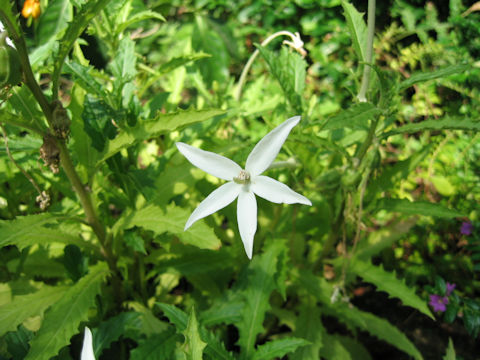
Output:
[
  {"xmin": 357, "ymin": 0, "xmax": 376, "ymax": 102},
  {"xmin": 235, "ymin": 30, "xmax": 305, "ymax": 100}
]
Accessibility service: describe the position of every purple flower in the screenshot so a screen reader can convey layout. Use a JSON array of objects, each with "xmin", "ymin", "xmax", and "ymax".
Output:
[
  {"xmin": 446, "ymin": 282, "xmax": 456, "ymax": 296},
  {"xmin": 460, "ymin": 221, "xmax": 473, "ymax": 235},
  {"xmin": 429, "ymin": 294, "xmax": 449, "ymax": 312}
]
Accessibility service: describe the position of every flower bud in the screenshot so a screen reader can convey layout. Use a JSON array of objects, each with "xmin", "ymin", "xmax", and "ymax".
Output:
[
  {"xmin": 21, "ymin": 0, "xmax": 41, "ymax": 19},
  {"xmin": 40, "ymin": 134, "xmax": 60, "ymax": 173},
  {"xmin": 51, "ymin": 100, "xmax": 71, "ymax": 140}
]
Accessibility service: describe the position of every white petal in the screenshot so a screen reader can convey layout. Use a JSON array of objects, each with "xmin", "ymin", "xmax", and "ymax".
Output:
[
  {"xmin": 176, "ymin": 142, "xmax": 242, "ymax": 181},
  {"xmin": 251, "ymin": 175, "xmax": 312, "ymax": 205},
  {"xmin": 81, "ymin": 327, "xmax": 96, "ymax": 360},
  {"xmin": 185, "ymin": 182, "xmax": 241, "ymax": 230},
  {"xmin": 245, "ymin": 116, "xmax": 301, "ymax": 176},
  {"xmin": 237, "ymin": 188, "xmax": 257, "ymax": 259}
]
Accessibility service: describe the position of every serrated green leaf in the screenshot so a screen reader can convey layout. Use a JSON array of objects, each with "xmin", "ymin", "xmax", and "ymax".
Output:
[
  {"xmin": 332, "ymin": 307, "xmax": 423, "ymax": 360},
  {"xmin": 25, "ymin": 263, "xmax": 109, "ymax": 360},
  {"xmin": 336, "ymin": 336, "xmax": 372, "ymax": 360},
  {"xmin": 0, "ymin": 286, "xmax": 67, "ymax": 337},
  {"xmin": 182, "ymin": 308, "xmax": 207, "ymax": 360},
  {"xmin": 0, "ymin": 214, "xmax": 93, "ymax": 251},
  {"xmin": 399, "ymin": 64, "xmax": 470, "ymax": 91},
  {"xmin": 115, "ymin": 10, "xmax": 165, "ymax": 35},
  {"xmin": 0, "ymin": 0, "xmax": 21, "ymax": 38},
  {"xmin": 341, "ymin": 0, "xmax": 368, "ymax": 62},
  {"xmin": 99, "ymin": 108, "xmax": 225, "ymax": 163},
  {"xmin": 252, "ymin": 338, "xmax": 310, "ymax": 360},
  {"xmin": 321, "ymin": 102, "xmax": 380, "ymax": 131},
  {"xmin": 0, "ymin": 109, "xmax": 44, "ymax": 134},
  {"xmin": 237, "ymin": 241, "xmax": 285, "ymax": 359},
  {"xmin": 7, "ymin": 86, "xmax": 47, "ymax": 132},
  {"xmin": 110, "ymin": 36, "xmax": 136, "ymax": 83},
  {"xmin": 349, "ymin": 260, "xmax": 434, "ymax": 319},
  {"xmin": 257, "ymin": 46, "xmax": 307, "ymax": 112},
  {"xmin": 37, "ymin": 0, "xmax": 72, "ymax": 45},
  {"xmin": 64, "ymin": 61, "xmax": 109, "ymax": 101},
  {"xmin": 130, "ymin": 328, "xmax": 178, "ymax": 360},
  {"xmin": 376, "ymin": 198, "xmax": 463, "ymax": 218},
  {"xmin": 443, "ymin": 338, "xmax": 456, "ymax": 360},
  {"xmin": 382, "ymin": 117, "xmax": 480, "ymax": 138},
  {"xmin": 157, "ymin": 249, "xmax": 231, "ymax": 276},
  {"xmin": 320, "ymin": 333, "xmax": 353, "ymax": 360},
  {"xmin": 200, "ymin": 297, "xmax": 243, "ymax": 327},
  {"xmin": 157, "ymin": 303, "xmax": 235, "ymax": 360},
  {"xmin": 291, "ymin": 303, "xmax": 323, "ymax": 360},
  {"xmin": 5, "ymin": 325, "xmax": 33, "ymax": 359},
  {"xmin": 52, "ymin": 0, "xmax": 113, "ymax": 99},
  {"xmin": 115, "ymin": 203, "xmax": 221, "ymax": 249},
  {"xmin": 93, "ymin": 312, "xmax": 140, "ymax": 357}
]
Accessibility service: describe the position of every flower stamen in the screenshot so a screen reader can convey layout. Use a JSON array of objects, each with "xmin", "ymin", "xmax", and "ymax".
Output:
[{"xmin": 233, "ymin": 170, "xmax": 251, "ymax": 184}]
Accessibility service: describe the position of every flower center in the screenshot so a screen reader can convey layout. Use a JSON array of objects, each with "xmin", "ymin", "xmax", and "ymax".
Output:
[{"xmin": 233, "ymin": 170, "xmax": 251, "ymax": 184}]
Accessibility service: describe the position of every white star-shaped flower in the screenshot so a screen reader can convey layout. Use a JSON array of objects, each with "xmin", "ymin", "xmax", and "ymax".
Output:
[
  {"xmin": 81, "ymin": 327, "xmax": 95, "ymax": 360},
  {"xmin": 176, "ymin": 116, "xmax": 311, "ymax": 259}
]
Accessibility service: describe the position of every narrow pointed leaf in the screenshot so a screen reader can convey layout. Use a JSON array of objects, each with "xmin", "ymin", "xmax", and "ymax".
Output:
[
  {"xmin": 252, "ymin": 338, "xmax": 310, "ymax": 360},
  {"xmin": 100, "ymin": 108, "xmax": 225, "ymax": 163},
  {"xmin": 182, "ymin": 308, "xmax": 207, "ymax": 360},
  {"xmin": 25, "ymin": 263, "xmax": 109, "ymax": 360}
]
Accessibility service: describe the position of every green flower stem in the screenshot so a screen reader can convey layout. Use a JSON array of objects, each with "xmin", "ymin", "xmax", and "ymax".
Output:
[
  {"xmin": 0, "ymin": 11, "xmax": 53, "ymax": 126},
  {"xmin": 357, "ymin": 0, "xmax": 376, "ymax": 102}
]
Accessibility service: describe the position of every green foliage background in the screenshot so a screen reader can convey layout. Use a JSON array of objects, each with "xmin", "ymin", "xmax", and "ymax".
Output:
[{"xmin": 0, "ymin": 0, "xmax": 479, "ymax": 359}]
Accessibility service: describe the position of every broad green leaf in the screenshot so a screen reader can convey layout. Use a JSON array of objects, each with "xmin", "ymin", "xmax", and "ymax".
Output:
[
  {"xmin": 64, "ymin": 62, "xmax": 110, "ymax": 102},
  {"xmin": 37, "ymin": 0, "xmax": 72, "ymax": 45},
  {"xmin": 156, "ymin": 250, "xmax": 231, "ymax": 276},
  {"xmin": 321, "ymin": 102, "xmax": 380, "ymax": 131},
  {"xmin": 0, "ymin": 214, "xmax": 93, "ymax": 251},
  {"xmin": 319, "ymin": 333, "xmax": 352, "ymax": 360},
  {"xmin": 376, "ymin": 198, "xmax": 463, "ymax": 218},
  {"xmin": 257, "ymin": 46, "xmax": 307, "ymax": 113},
  {"xmin": 130, "ymin": 328, "xmax": 178, "ymax": 360},
  {"xmin": 336, "ymin": 336, "xmax": 372, "ymax": 360},
  {"xmin": 431, "ymin": 176, "xmax": 455, "ymax": 196},
  {"xmin": 93, "ymin": 312, "xmax": 140, "ymax": 357},
  {"xmin": 399, "ymin": 64, "xmax": 470, "ymax": 91},
  {"xmin": 8, "ymin": 87, "xmax": 46, "ymax": 131},
  {"xmin": 25, "ymin": 263, "xmax": 109, "ymax": 360},
  {"xmin": 341, "ymin": 0, "xmax": 368, "ymax": 62},
  {"xmin": 291, "ymin": 303, "xmax": 323, "ymax": 360},
  {"xmin": 0, "ymin": 109, "xmax": 44, "ymax": 134},
  {"xmin": 200, "ymin": 296, "xmax": 243, "ymax": 327},
  {"xmin": 110, "ymin": 36, "xmax": 136, "ymax": 84},
  {"xmin": 382, "ymin": 117, "xmax": 480, "ymax": 138},
  {"xmin": 252, "ymin": 338, "xmax": 310, "ymax": 360},
  {"xmin": 181, "ymin": 308, "xmax": 207, "ymax": 360},
  {"xmin": 0, "ymin": 286, "xmax": 67, "ymax": 337},
  {"xmin": 237, "ymin": 241, "xmax": 286, "ymax": 359},
  {"xmin": 115, "ymin": 203, "xmax": 221, "ymax": 250},
  {"xmin": 69, "ymin": 85, "xmax": 100, "ymax": 179},
  {"xmin": 52, "ymin": 0, "xmax": 113, "ymax": 98},
  {"xmin": 443, "ymin": 338, "xmax": 456, "ymax": 360},
  {"xmin": 349, "ymin": 260, "xmax": 434, "ymax": 319},
  {"xmin": 99, "ymin": 108, "xmax": 225, "ymax": 163}
]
